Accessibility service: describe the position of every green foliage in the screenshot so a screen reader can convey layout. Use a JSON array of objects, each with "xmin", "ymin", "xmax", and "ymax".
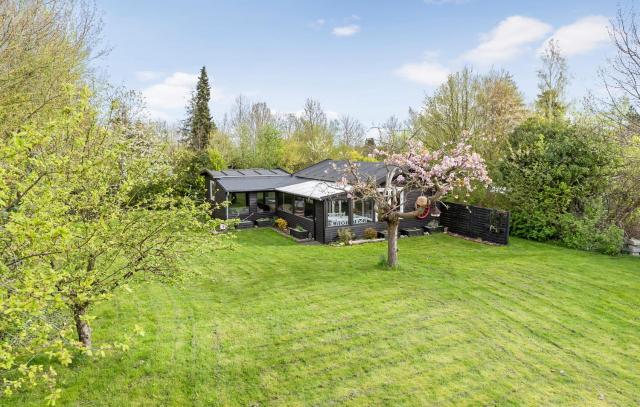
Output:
[
  {"xmin": 501, "ymin": 117, "xmax": 619, "ymax": 243},
  {"xmin": 337, "ymin": 228, "xmax": 355, "ymax": 244},
  {"xmin": 535, "ymin": 40, "xmax": 568, "ymax": 121},
  {"xmin": 413, "ymin": 68, "xmax": 526, "ymax": 168},
  {"xmin": 559, "ymin": 199, "xmax": 625, "ymax": 255},
  {"xmin": 0, "ymin": 85, "xmax": 232, "ymax": 401},
  {"xmin": 183, "ymin": 67, "xmax": 215, "ymax": 151}
]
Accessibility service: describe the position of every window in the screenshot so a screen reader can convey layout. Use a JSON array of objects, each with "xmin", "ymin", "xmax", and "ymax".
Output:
[
  {"xmin": 304, "ymin": 198, "xmax": 315, "ymax": 220},
  {"xmin": 327, "ymin": 199, "xmax": 349, "ymax": 227},
  {"xmin": 280, "ymin": 193, "xmax": 294, "ymax": 213},
  {"xmin": 209, "ymin": 180, "xmax": 216, "ymax": 201},
  {"xmin": 228, "ymin": 192, "xmax": 249, "ymax": 216},
  {"xmin": 294, "ymin": 196, "xmax": 305, "ymax": 217},
  {"xmin": 257, "ymin": 191, "xmax": 276, "ymax": 212},
  {"xmin": 353, "ymin": 199, "xmax": 374, "ymax": 224}
]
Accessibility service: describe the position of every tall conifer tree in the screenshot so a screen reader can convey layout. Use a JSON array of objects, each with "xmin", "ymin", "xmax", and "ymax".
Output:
[{"xmin": 184, "ymin": 66, "xmax": 215, "ymax": 150}]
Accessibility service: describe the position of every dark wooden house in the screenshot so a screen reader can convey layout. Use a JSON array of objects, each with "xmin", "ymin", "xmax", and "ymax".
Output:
[{"xmin": 201, "ymin": 160, "xmax": 433, "ymax": 243}]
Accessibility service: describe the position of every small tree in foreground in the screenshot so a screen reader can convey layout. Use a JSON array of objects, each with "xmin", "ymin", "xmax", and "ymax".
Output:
[{"xmin": 336, "ymin": 136, "xmax": 491, "ymax": 267}]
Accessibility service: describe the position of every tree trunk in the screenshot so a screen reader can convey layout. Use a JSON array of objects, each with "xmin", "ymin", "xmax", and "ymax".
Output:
[
  {"xmin": 387, "ymin": 219, "xmax": 399, "ymax": 268},
  {"xmin": 73, "ymin": 304, "xmax": 92, "ymax": 348}
]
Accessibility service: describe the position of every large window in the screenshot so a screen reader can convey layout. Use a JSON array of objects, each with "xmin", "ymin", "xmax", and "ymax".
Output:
[
  {"xmin": 228, "ymin": 192, "xmax": 249, "ymax": 216},
  {"xmin": 353, "ymin": 199, "xmax": 374, "ymax": 224},
  {"xmin": 327, "ymin": 199, "xmax": 349, "ymax": 227},
  {"xmin": 293, "ymin": 197, "xmax": 315, "ymax": 220},
  {"xmin": 280, "ymin": 193, "xmax": 295, "ymax": 213},
  {"xmin": 257, "ymin": 191, "xmax": 276, "ymax": 212}
]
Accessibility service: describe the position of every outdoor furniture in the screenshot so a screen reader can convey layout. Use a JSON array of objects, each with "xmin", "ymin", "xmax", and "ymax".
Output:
[
  {"xmin": 401, "ymin": 227, "xmax": 424, "ymax": 237},
  {"xmin": 352, "ymin": 215, "xmax": 373, "ymax": 225},
  {"xmin": 327, "ymin": 213, "xmax": 348, "ymax": 227}
]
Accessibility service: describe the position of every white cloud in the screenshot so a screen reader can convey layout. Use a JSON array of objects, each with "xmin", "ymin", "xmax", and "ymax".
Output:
[
  {"xmin": 135, "ymin": 70, "xmax": 163, "ymax": 81},
  {"xmin": 332, "ymin": 24, "xmax": 360, "ymax": 37},
  {"xmin": 463, "ymin": 16, "xmax": 552, "ymax": 65},
  {"xmin": 539, "ymin": 16, "xmax": 610, "ymax": 56},
  {"xmin": 143, "ymin": 72, "xmax": 198, "ymax": 113},
  {"xmin": 394, "ymin": 60, "xmax": 450, "ymax": 86}
]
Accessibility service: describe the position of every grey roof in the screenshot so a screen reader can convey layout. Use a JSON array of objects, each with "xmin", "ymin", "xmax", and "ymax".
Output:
[
  {"xmin": 294, "ymin": 159, "xmax": 389, "ymax": 184},
  {"xmin": 215, "ymin": 175, "xmax": 302, "ymax": 192},
  {"xmin": 202, "ymin": 168, "xmax": 290, "ymax": 178}
]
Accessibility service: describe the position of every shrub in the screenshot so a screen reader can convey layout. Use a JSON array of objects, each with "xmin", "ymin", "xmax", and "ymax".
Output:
[
  {"xmin": 274, "ymin": 218, "xmax": 287, "ymax": 232},
  {"xmin": 559, "ymin": 200, "xmax": 624, "ymax": 255},
  {"xmin": 363, "ymin": 227, "xmax": 378, "ymax": 240},
  {"xmin": 501, "ymin": 117, "xmax": 618, "ymax": 242},
  {"xmin": 337, "ymin": 228, "xmax": 355, "ymax": 245}
]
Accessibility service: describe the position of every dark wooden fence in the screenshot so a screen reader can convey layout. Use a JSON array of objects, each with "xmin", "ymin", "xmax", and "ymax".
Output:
[{"xmin": 439, "ymin": 202, "xmax": 510, "ymax": 245}]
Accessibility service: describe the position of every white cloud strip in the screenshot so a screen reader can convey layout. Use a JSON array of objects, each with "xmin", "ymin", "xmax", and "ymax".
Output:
[
  {"xmin": 332, "ymin": 24, "xmax": 360, "ymax": 37},
  {"xmin": 539, "ymin": 16, "xmax": 610, "ymax": 56},
  {"xmin": 463, "ymin": 15, "xmax": 552, "ymax": 65},
  {"xmin": 394, "ymin": 60, "xmax": 450, "ymax": 86}
]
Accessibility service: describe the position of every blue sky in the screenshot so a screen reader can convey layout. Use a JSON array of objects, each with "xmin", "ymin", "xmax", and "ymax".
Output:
[{"xmin": 99, "ymin": 0, "xmax": 618, "ymax": 126}]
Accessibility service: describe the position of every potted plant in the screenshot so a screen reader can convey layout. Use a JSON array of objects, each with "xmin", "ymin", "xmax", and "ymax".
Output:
[
  {"xmin": 255, "ymin": 217, "xmax": 273, "ymax": 227},
  {"xmin": 423, "ymin": 219, "xmax": 444, "ymax": 234},
  {"xmin": 274, "ymin": 218, "xmax": 288, "ymax": 232},
  {"xmin": 289, "ymin": 225, "xmax": 309, "ymax": 239},
  {"xmin": 401, "ymin": 227, "xmax": 424, "ymax": 237}
]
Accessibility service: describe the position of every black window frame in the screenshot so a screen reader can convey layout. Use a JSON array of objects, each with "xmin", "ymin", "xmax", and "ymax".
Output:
[
  {"xmin": 256, "ymin": 191, "xmax": 276, "ymax": 213},
  {"xmin": 228, "ymin": 192, "xmax": 249, "ymax": 215}
]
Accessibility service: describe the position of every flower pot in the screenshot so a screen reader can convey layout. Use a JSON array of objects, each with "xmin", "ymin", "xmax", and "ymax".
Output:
[
  {"xmin": 423, "ymin": 225, "xmax": 444, "ymax": 234},
  {"xmin": 401, "ymin": 228, "xmax": 424, "ymax": 237},
  {"xmin": 289, "ymin": 227, "xmax": 308, "ymax": 239},
  {"xmin": 255, "ymin": 218, "xmax": 273, "ymax": 227}
]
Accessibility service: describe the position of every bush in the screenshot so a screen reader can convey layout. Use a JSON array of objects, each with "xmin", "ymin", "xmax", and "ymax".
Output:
[
  {"xmin": 274, "ymin": 218, "xmax": 288, "ymax": 232},
  {"xmin": 363, "ymin": 227, "xmax": 378, "ymax": 240},
  {"xmin": 559, "ymin": 199, "xmax": 625, "ymax": 255},
  {"xmin": 501, "ymin": 117, "xmax": 618, "ymax": 242},
  {"xmin": 337, "ymin": 228, "xmax": 355, "ymax": 245}
]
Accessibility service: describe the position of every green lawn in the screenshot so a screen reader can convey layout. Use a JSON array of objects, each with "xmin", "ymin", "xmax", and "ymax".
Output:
[{"xmin": 9, "ymin": 229, "xmax": 640, "ymax": 406}]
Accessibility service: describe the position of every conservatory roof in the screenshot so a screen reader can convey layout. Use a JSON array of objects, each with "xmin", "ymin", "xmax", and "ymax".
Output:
[{"xmin": 275, "ymin": 180, "xmax": 350, "ymax": 200}]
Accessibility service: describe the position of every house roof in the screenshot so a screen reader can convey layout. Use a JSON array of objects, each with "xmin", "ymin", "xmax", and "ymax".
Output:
[
  {"xmin": 275, "ymin": 180, "xmax": 349, "ymax": 200},
  {"xmin": 293, "ymin": 159, "xmax": 389, "ymax": 184},
  {"xmin": 215, "ymin": 175, "xmax": 301, "ymax": 192},
  {"xmin": 200, "ymin": 161, "xmax": 390, "ymax": 195},
  {"xmin": 202, "ymin": 168, "xmax": 290, "ymax": 178}
]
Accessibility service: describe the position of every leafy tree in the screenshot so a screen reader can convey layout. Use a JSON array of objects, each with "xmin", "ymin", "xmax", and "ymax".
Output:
[
  {"xmin": 535, "ymin": 40, "xmax": 568, "ymax": 121},
  {"xmin": 598, "ymin": 5, "xmax": 640, "ymax": 238},
  {"xmin": 255, "ymin": 124, "xmax": 284, "ymax": 168},
  {"xmin": 337, "ymin": 137, "xmax": 491, "ymax": 267},
  {"xmin": 501, "ymin": 117, "xmax": 619, "ymax": 244},
  {"xmin": 184, "ymin": 66, "xmax": 215, "ymax": 151},
  {"xmin": 413, "ymin": 68, "xmax": 526, "ymax": 165},
  {"xmin": 336, "ymin": 115, "xmax": 365, "ymax": 148},
  {"xmin": 286, "ymin": 99, "xmax": 336, "ymax": 169}
]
